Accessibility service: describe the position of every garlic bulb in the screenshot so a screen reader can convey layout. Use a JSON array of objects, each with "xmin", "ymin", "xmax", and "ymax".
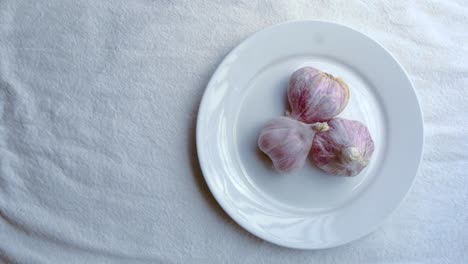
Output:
[
  {"xmin": 258, "ymin": 116, "xmax": 329, "ymax": 172},
  {"xmin": 311, "ymin": 118, "xmax": 374, "ymax": 176},
  {"xmin": 288, "ymin": 67, "xmax": 350, "ymax": 123}
]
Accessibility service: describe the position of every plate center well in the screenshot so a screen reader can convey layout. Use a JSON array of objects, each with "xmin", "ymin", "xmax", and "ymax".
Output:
[{"xmin": 234, "ymin": 56, "xmax": 386, "ymax": 212}]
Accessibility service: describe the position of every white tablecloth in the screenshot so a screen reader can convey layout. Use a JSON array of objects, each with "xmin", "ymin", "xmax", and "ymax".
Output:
[{"xmin": 1, "ymin": 1, "xmax": 467, "ymax": 263}]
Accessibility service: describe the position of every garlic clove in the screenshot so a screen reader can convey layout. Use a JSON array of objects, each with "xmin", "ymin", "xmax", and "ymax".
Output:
[
  {"xmin": 288, "ymin": 67, "xmax": 350, "ymax": 123},
  {"xmin": 310, "ymin": 118, "xmax": 374, "ymax": 176},
  {"xmin": 258, "ymin": 116, "xmax": 325, "ymax": 172}
]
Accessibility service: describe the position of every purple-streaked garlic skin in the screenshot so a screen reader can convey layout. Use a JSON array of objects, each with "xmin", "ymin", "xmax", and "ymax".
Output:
[
  {"xmin": 258, "ymin": 116, "xmax": 323, "ymax": 172},
  {"xmin": 288, "ymin": 67, "xmax": 350, "ymax": 123},
  {"xmin": 311, "ymin": 118, "xmax": 374, "ymax": 176}
]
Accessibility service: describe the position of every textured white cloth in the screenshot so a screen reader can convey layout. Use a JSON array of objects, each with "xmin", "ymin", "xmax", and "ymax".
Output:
[{"xmin": 0, "ymin": 0, "xmax": 467, "ymax": 263}]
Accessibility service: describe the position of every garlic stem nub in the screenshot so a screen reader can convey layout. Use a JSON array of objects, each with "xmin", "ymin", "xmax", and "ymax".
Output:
[{"xmin": 310, "ymin": 122, "xmax": 329, "ymax": 132}]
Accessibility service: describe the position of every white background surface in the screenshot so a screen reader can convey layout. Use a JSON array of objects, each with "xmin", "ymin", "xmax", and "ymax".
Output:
[{"xmin": 0, "ymin": 1, "xmax": 467, "ymax": 263}]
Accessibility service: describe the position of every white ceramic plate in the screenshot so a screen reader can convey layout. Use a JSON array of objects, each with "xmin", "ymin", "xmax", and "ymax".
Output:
[{"xmin": 196, "ymin": 21, "xmax": 423, "ymax": 249}]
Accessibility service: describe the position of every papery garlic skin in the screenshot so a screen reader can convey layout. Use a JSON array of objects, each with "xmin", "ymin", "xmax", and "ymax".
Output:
[
  {"xmin": 288, "ymin": 67, "xmax": 350, "ymax": 123},
  {"xmin": 311, "ymin": 118, "xmax": 374, "ymax": 176},
  {"xmin": 258, "ymin": 117, "xmax": 327, "ymax": 172}
]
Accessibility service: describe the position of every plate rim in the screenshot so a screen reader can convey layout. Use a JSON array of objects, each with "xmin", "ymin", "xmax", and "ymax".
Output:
[{"xmin": 196, "ymin": 19, "xmax": 424, "ymax": 249}]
